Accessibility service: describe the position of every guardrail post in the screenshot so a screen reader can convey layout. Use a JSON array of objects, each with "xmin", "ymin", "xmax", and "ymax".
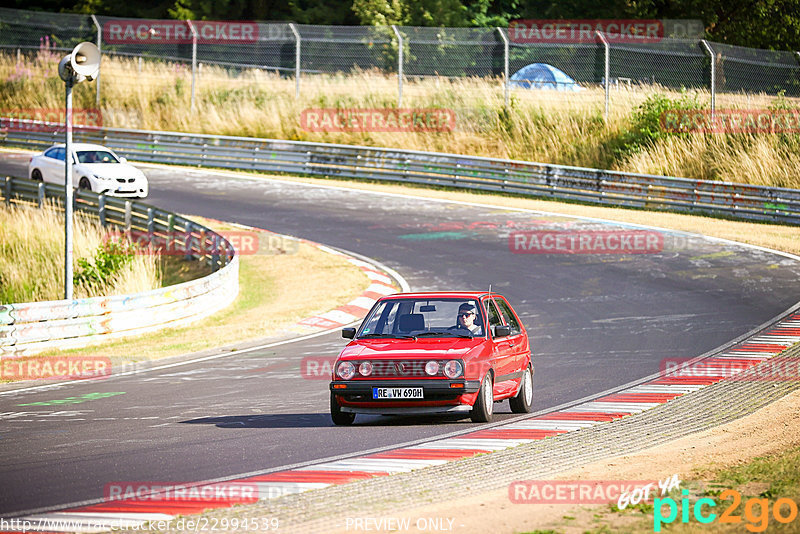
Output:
[
  {"xmin": 211, "ymin": 234, "xmax": 220, "ymax": 271},
  {"xmin": 289, "ymin": 23, "xmax": 301, "ymax": 99},
  {"xmin": 700, "ymin": 40, "xmax": 715, "ymax": 119},
  {"xmin": 497, "ymin": 27, "xmax": 509, "ymax": 108},
  {"xmin": 147, "ymin": 207, "xmax": 154, "ymax": 234},
  {"xmin": 4, "ymin": 177, "xmax": 11, "ymax": 205},
  {"xmin": 185, "ymin": 222, "xmax": 194, "ymax": 261},
  {"xmin": 91, "ymin": 14, "xmax": 101, "ymax": 106},
  {"xmin": 98, "ymin": 194, "xmax": 106, "ymax": 226},
  {"xmin": 596, "ymin": 31, "xmax": 610, "ymax": 121},
  {"xmin": 38, "ymin": 182, "xmax": 45, "ymax": 207},
  {"xmin": 187, "ymin": 21, "xmax": 197, "ymax": 112},
  {"xmin": 391, "ymin": 25, "xmax": 403, "ymax": 107},
  {"xmin": 124, "ymin": 200, "xmax": 132, "ymax": 230}
]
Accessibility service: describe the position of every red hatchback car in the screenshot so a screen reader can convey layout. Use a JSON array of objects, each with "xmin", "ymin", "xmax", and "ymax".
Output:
[{"xmin": 329, "ymin": 292, "xmax": 533, "ymax": 425}]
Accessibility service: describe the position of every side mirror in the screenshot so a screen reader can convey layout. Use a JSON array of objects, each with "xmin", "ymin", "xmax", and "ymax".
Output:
[
  {"xmin": 119, "ymin": 156, "xmax": 127, "ymax": 163},
  {"xmin": 342, "ymin": 327, "xmax": 356, "ymax": 339},
  {"xmin": 494, "ymin": 325, "xmax": 511, "ymax": 338}
]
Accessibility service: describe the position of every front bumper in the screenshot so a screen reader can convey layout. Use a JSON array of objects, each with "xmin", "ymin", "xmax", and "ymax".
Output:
[{"xmin": 330, "ymin": 379, "xmax": 481, "ymax": 406}]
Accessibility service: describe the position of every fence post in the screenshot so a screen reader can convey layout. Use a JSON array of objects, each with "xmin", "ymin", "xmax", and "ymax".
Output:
[
  {"xmin": 700, "ymin": 40, "xmax": 715, "ymax": 119},
  {"xmin": 391, "ymin": 25, "xmax": 403, "ymax": 107},
  {"xmin": 496, "ymin": 27, "xmax": 509, "ymax": 108},
  {"xmin": 91, "ymin": 14, "xmax": 101, "ymax": 106},
  {"xmin": 4, "ymin": 176, "xmax": 11, "ymax": 205},
  {"xmin": 596, "ymin": 31, "xmax": 610, "ymax": 121},
  {"xmin": 187, "ymin": 21, "xmax": 197, "ymax": 112},
  {"xmin": 289, "ymin": 23, "xmax": 301, "ymax": 99},
  {"xmin": 38, "ymin": 182, "xmax": 45, "ymax": 208}
]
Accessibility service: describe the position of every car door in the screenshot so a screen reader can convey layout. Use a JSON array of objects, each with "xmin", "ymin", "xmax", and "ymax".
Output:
[
  {"xmin": 41, "ymin": 147, "xmax": 64, "ymax": 184},
  {"xmin": 482, "ymin": 297, "xmax": 517, "ymax": 398},
  {"xmin": 493, "ymin": 295, "xmax": 530, "ymax": 380}
]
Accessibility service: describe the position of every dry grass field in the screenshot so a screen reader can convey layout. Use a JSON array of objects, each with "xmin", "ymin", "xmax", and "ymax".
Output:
[{"xmin": 2, "ymin": 51, "xmax": 799, "ymax": 187}]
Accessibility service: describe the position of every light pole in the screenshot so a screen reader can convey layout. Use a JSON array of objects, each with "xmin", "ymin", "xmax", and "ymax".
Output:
[{"xmin": 57, "ymin": 42, "xmax": 100, "ymax": 300}]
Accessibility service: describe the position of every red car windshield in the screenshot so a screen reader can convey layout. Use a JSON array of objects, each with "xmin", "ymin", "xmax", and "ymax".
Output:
[{"xmin": 358, "ymin": 298, "xmax": 485, "ymax": 338}]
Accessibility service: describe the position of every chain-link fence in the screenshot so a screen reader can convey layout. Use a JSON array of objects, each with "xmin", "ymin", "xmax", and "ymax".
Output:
[{"xmin": 2, "ymin": 7, "xmax": 799, "ymax": 116}]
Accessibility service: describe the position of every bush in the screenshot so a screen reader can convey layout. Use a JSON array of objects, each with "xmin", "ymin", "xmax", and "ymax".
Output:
[
  {"xmin": 614, "ymin": 92, "xmax": 706, "ymax": 158},
  {"xmin": 74, "ymin": 238, "xmax": 137, "ymax": 290}
]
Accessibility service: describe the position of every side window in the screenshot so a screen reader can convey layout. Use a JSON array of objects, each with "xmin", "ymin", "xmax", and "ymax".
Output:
[
  {"xmin": 484, "ymin": 299, "xmax": 503, "ymax": 336},
  {"xmin": 54, "ymin": 148, "xmax": 66, "ymax": 161},
  {"xmin": 495, "ymin": 298, "xmax": 522, "ymax": 335},
  {"xmin": 44, "ymin": 148, "xmax": 58, "ymax": 159}
]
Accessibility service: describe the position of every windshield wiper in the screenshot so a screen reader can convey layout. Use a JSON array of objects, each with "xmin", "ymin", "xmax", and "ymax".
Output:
[{"xmin": 359, "ymin": 333, "xmax": 417, "ymax": 340}]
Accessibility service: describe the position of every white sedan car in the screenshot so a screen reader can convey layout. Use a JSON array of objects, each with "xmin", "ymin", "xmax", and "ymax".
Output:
[{"xmin": 28, "ymin": 143, "xmax": 149, "ymax": 198}]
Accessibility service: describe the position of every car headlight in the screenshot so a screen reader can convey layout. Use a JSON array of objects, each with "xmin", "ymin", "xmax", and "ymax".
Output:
[
  {"xmin": 358, "ymin": 361, "xmax": 373, "ymax": 377},
  {"xmin": 336, "ymin": 361, "xmax": 355, "ymax": 380},
  {"xmin": 443, "ymin": 360, "xmax": 463, "ymax": 379},
  {"xmin": 424, "ymin": 361, "xmax": 440, "ymax": 376}
]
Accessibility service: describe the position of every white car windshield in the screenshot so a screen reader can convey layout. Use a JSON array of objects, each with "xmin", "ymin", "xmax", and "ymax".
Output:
[
  {"xmin": 358, "ymin": 298, "xmax": 484, "ymax": 338},
  {"xmin": 76, "ymin": 150, "xmax": 119, "ymax": 164}
]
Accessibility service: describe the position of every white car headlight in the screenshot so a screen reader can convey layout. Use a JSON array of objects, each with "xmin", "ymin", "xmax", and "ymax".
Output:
[
  {"xmin": 424, "ymin": 361, "xmax": 440, "ymax": 376},
  {"xmin": 336, "ymin": 361, "xmax": 356, "ymax": 380},
  {"xmin": 443, "ymin": 360, "xmax": 463, "ymax": 379}
]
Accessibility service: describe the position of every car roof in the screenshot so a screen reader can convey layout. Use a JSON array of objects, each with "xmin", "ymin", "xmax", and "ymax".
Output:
[
  {"xmin": 46, "ymin": 143, "xmax": 113, "ymax": 151},
  {"xmin": 381, "ymin": 291, "xmax": 496, "ymax": 300}
]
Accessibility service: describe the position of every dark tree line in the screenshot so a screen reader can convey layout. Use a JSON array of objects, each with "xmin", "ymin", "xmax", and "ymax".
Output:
[{"xmin": 10, "ymin": 0, "xmax": 800, "ymax": 50}]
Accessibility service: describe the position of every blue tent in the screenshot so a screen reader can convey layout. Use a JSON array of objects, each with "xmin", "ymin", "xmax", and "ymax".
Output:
[{"xmin": 510, "ymin": 63, "xmax": 583, "ymax": 92}]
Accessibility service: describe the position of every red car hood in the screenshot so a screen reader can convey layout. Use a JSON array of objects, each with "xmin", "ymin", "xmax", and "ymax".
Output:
[{"xmin": 340, "ymin": 338, "xmax": 482, "ymax": 360}]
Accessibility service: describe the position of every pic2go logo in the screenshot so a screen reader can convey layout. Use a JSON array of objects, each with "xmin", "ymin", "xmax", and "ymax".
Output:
[{"xmin": 654, "ymin": 489, "xmax": 799, "ymax": 532}]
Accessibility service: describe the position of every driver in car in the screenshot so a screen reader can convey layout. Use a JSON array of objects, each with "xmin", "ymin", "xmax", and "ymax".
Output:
[{"xmin": 451, "ymin": 303, "xmax": 481, "ymax": 335}]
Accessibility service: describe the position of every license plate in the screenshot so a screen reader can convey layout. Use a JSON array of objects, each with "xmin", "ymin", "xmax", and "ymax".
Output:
[{"xmin": 372, "ymin": 387, "xmax": 423, "ymax": 399}]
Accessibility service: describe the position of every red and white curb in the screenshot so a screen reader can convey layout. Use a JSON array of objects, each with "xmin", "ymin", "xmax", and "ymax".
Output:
[
  {"xmin": 297, "ymin": 247, "xmax": 397, "ymax": 329},
  {"xmin": 10, "ymin": 312, "xmax": 799, "ymax": 532},
  {"xmin": 221, "ymin": 221, "xmax": 402, "ymax": 331}
]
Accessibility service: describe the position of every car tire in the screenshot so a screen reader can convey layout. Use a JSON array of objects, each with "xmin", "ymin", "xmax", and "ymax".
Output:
[
  {"xmin": 78, "ymin": 177, "xmax": 92, "ymax": 191},
  {"xmin": 509, "ymin": 364, "xmax": 533, "ymax": 413},
  {"xmin": 31, "ymin": 169, "xmax": 43, "ymax": 181},
  {"xmin": 330, "ymin": 392, "xmax": 355, "ymax": 426},
  {"xmin": 470, "ymin": 372, "xmax": 494, "ymax": 423}
]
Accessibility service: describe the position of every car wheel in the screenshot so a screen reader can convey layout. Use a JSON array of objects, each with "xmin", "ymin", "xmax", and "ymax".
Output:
[
  {"xmin": 31, "ymin": 169, "xmax": 43, "ymax": 181},
  {"xmin": 78, "ymin": 177, "xmax": 92, "ymax": 191},
  {"xmin": 330, "ymin": 392, "xmax": 355, "ymax": 426},
  {"xmin": 470, "ymin": 372, "xmax": 493, "ymax": 423},
  {"xmin": 509, "ymin": 364, "xmax": 533, "ymax": 413}
]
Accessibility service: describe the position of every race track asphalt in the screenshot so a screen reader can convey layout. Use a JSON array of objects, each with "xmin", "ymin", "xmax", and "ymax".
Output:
[{"xmin": 2, "ymin": 155, "xmax": 799, "ymax": 515}]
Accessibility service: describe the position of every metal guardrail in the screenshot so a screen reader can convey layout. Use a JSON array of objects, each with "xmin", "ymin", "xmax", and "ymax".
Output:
[
  {"xmin": 0, "ymin": 175, "xmax": 239, "ymax": 356},
  {"xmin": 3, "ymin": 119, "xmax": 799, "ymax": 225}
]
